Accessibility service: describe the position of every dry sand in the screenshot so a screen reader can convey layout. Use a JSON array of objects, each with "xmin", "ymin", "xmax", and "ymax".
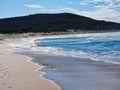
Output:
[{"xmin": 0, "ymin": 38, "xmax": 61, "ymax": 90}]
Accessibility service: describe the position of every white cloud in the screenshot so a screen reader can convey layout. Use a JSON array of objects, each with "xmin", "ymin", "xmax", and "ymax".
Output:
[
  {"xmin": 94, "ymin": 0, "xmax": 120, "ymax": 9},
  {"xmin": 41, "ymin": 7, "xmax": 71, "ymax": 13},
  {"xmin": 79, "ymin": 0, "xmax": 113, "ymax": 6},
  {"xmin": 78, "ymin": 0, "xmax": 120, "ymax": 22},
  {"xmin": 58, "ymin": 7, "xmax": 71, "ymax": 11},
  {"xmin": 79, "ymin": 0, "xmax": 89, "ymax": 6},
  {"xmin": 69, "ymin": 8, "xmax": 120, "ymax": 23},
  {"xmin": 24, "ymin": 4, "xmax": 44, "ymax": 9},
  {"xmin": 81, "ymin": 8, "xmax": 118, "ymax": 20},
  {"xmin": 92, "ymin": 0, "xmax": 113, "ymax": 3}
]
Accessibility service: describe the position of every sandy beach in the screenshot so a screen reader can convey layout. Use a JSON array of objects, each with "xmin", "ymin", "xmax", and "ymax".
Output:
[
  {"xmin": 1, "ymin": 33, "xmax": 120, "ymax": 90},
  {"xmin": 0, "ymin": 37, "xmax": 61, "ymax": 90}
]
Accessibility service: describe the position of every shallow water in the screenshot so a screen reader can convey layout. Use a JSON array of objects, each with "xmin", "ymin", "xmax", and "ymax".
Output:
[{"xmin": 20, "ymin": 51, "xmax": 120, "ymax": 90}]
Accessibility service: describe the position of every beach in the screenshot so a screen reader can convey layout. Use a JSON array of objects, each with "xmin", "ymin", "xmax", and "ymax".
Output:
[
  {"xmin": 0, "ymin": 36, "xmax": 61, "ymax": 90},
  {"xmin": 0, "ymin": 33, "xmax": 120, "ymax": 90},
  {"xmin": 22, "ymin": 51, "xmax": 120, "ymax": 90}
]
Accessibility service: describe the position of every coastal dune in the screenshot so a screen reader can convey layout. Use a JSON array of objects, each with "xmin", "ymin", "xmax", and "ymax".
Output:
[{"xmin": 0, "ymin": 41, "xmax": 61, "ymax": 90}]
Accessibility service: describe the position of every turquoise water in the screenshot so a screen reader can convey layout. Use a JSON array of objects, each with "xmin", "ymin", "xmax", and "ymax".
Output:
[{"xmin": 35, "ymin": 32, "xmax": 120, "ymax": 64}]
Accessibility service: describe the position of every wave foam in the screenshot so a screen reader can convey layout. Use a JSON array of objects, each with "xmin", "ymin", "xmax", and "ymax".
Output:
[{"xmin": 9, "ymin": 32, "xmax": 120, "ymax": 64}]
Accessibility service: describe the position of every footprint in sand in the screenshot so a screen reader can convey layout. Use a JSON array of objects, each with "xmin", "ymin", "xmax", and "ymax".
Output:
[
  {"xmin": 8, "ymin": 86, "xmax": 12, "ymax": 88},
  {"xmin": 2, "ymin": 82, "xmax": 6, "ymax": 85},
  {"xmin": 0, "ymin": 67, "xmax": 9, "ymax": 80},
  {"xmin": 1, "ymin": 76, "xmax": 3, "ymax": 78}
]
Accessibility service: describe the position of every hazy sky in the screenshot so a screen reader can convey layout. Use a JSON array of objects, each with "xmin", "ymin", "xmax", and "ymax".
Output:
[{"xmin": 0, "ymin": 0, "xmax": 120, "ymax": 22}]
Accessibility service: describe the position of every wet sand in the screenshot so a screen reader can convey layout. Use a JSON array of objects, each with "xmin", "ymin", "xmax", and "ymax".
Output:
[
  {"xmin": 22, "ymin": 51, "xmax": 120, "ymax": 90},
  {"xmin": 0, "ymin": 42, "xmax": 61, "ymax": 90}
]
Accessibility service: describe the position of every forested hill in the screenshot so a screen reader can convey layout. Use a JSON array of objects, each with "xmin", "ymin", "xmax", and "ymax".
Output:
[{"xmin": 0, "ymin": 13, "xmax": 120, "ymax": 34}]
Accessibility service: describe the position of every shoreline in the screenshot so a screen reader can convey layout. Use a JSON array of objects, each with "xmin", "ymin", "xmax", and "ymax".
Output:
[
  {"xmin": 21, "ymin": 51, "xmax": 120, "ymax": 90},
  {"xmin": 1, "ymin": 31, "xmax": 120, "ymax": 40},
  {"xmin": 1, "ymin": 31, "xmax": 120, "ymax": 90},
  {"xmin": 9, "ymin": 31, "xmax": 120, "ymax": 65},
  {"xmin": 0, "ymin": 40, "xmax": 61, "ymax": 90},
  {"xmin": 26, "ymin": 54, "xmax": 62, "ymax": 89}
]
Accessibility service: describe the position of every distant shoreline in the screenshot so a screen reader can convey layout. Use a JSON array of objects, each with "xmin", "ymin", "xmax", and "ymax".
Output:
[{"xmin": 1, "ymin": 31, "xmax": 120, "ymax": 41}]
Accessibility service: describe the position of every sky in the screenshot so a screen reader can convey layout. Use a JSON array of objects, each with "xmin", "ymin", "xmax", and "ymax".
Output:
[{"xmin": 0, "ymin": 0, "xmax": 120, "ymax": 23}]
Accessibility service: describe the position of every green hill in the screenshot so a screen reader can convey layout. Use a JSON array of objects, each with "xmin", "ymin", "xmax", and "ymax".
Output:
[{"xmin": 0, "ymin": 13, "xmax": 120, "ymax": 34}]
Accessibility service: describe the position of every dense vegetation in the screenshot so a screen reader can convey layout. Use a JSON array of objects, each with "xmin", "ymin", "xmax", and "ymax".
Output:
[{"xmin": 0, "ymin": 13, "xmax": 120, "ymax": 34}]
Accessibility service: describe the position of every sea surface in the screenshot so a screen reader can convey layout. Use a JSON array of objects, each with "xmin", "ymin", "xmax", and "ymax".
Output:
[
  {"xmin": 10, "ymin": 32, "xmax": 120, "ymax": 90},
  {"xmin": 34, "ymin": 32, "xmax": 120, "ymax": 64}
]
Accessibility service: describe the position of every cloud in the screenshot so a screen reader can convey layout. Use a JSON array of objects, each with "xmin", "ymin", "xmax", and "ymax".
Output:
[
  {"xmin": 69, "ymin": 8, "xmax": 120, "ymax": 23},
  {"xmin": 80, "ymin": 0, "xmax": 120, "ymax": 6},
  {"xmin": 24, "ymin": 4, "xmax": 44, "ymax": 9},
  {"xmin": 94, "ymin": 0, "xmax": 120, "ymax": 9},
  {"xmin": 80, "ymin": 8, "xmax": 119, "ymax": 20},
  {"xmin": 40, "ymin": 7, "xmax": 71, "ymax": 13},
  {"xmin": 79, "ymin": 0, "xmax": 114, "ymax": 6},
  {"xmin": 57, "ymin": 7, "xmax": 71, "ymax": 11},
  {"xmin": 92, "ymin": 0, "xmax": 113, "ymax": 3},
  {"xmin": 78, "ymin": 0, "xmax": 120, "ymax": 22}
]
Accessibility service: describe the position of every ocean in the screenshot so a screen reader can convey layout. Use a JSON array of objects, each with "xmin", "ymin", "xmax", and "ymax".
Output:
[
  {"xmin": 34, "ymin": 32, "xmax": 120, "ymax": 64},
  {"xmin": 10, "ymin": 32, "xmax": 120, "ymax": 90}
]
